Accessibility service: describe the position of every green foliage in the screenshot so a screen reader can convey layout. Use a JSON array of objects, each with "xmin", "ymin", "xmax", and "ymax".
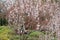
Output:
[
  {"xmin": 0, "ymin": 26, "xmax": 21, "ymax": 40},
  {"xmin": 25, "ymin": 31, "xmax": 45, "ymax": 40},
  {"xmin": 0, "ymin": 26, "xmax": 57, "ymax": 40},
  {"xmin": 29, "ymin": 31, "xmax": 44, "ymax": 37},
  {"xmin": 0, "ymin": 18, "xmax": 8, "ymax": 26},
  {"xmin": 0, "ymin": 26, "xmax": 11, "ymax": 40},
  {"xmin": 19, "ymin": 30, "xmax": 45, "ymax": 40}
]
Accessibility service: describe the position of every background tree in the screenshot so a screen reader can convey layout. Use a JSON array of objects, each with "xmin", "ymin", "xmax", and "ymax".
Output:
[{"xmin": 0, "ymin": 0, "xmax": 60, "ymax": 40}]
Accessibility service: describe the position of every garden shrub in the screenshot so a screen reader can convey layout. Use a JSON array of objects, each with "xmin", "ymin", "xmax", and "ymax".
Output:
[
  {"xmin": 19, "ymin": 30, "xmax": 45, "ymax": 40},
  {"xmin": 0, "ymin": 18, "xmax": 8, "ymax": 26},
  {"xmin": 0, "ymin": 26, "xmax": 11, "ymax": 40},
  {"xmin": 0, "ymin": 26, "xmax": 23, "ymax": 40},
  {"xmin": 29, "ymin": 31, "xmax": 44, "ymax": 37}
]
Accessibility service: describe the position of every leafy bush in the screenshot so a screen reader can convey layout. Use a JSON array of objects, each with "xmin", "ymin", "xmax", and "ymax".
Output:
[
  {"xmin": 0, "ymin": 26, "xmax": 11, "ymax": 40},
  {"xmin": 24, "ymin": 31, "xmax": 45, "ymax": 40},
  {"xmin": 18, "ymin": 30, "xmax": 45, "ymax": 40},
  {"xmin": 0, "ymin": 18, "xmax": 8, "ymax": 26},
  {"xmin": 0, "ymin": 26, "xmax": 21, "ymax": 40},
  {"xmin": 29, "ymin": 31, "xmax": 44, "ymax": 37}
]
